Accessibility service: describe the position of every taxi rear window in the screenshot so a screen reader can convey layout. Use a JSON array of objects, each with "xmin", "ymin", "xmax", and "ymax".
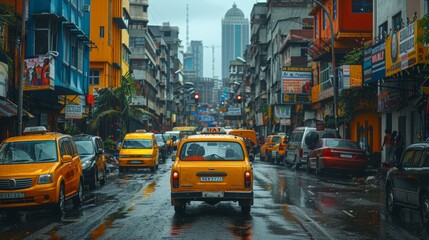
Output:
[
  {"xmin": 180, "ymin": 141, "xmax": 244, "ymax": 161},
  {"xmin": 122, "ymin": 139, "xmax": 153, "ymax": 149}
]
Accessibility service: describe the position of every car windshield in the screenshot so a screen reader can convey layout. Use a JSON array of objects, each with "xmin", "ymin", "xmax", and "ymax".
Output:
[
  {"xmin": 180, "ymin": 141, "xmax": 244, "ymax": 161},
  {"xmin": 0, "ymin": 140, "xmax": 58, "ymax": 164},
  {"xmin": 272, "ymin": 136, "xmax": 282, "ymax": 143},
  {"xmin": 155, "ymin": 135, "xmax": 165, "ymax": 144},
  {"xmin": 75, "ymin": 140, "xmax": 95, "ymax": 155},
  {"xmin": 122, "ymin": 139, "xmax": 153, "ymax": 149},
  {"xmin": 325, "ymin": 139, "xmax": 360, "ymax": 149}
]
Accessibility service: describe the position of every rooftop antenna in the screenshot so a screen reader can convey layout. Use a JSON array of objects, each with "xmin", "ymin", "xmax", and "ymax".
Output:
[{"xmin": 186, "ymin": 4, "xmax": 189, "ymax": 52}]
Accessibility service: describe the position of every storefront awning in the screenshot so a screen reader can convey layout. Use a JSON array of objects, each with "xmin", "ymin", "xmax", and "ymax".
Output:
[{"xmin": 0, "ymin": 98, "xmax": 34, "ymax": 118}]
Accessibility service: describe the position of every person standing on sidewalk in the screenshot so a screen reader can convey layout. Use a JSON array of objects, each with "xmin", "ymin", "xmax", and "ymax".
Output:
[
  {"xmin": 381, "ymin": 129, "xmax": 393, "ymax": 167},
  {"xmin": 393, "ymin": 131, "xmax": 404, "ymax": 165}
]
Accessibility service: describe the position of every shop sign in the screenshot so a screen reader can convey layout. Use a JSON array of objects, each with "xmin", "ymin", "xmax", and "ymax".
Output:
[
  {"xmin": 281, "ymin": 67, "xmax": 312, "ymax": 104},
  {"xmin": 338, "ymin": 65, "xmax": 362, "ymax": 92},
  {"xmin": 281, "ymin": 93, "xmax": 311, "ymax": 104},
  {"xmin": 274, "ymin": 105, "xmax": 291, "ymax": 118},
  {"xmin": 0, "ymin": 61, "xmax": 7, "ymax": 98},
  {"xmin": 65, "ymin": 105, "xmax": 82, "ymax": 119},
  {"xmin": 371, "ymin": 41, "xmax": 386, "ymax": 82}
]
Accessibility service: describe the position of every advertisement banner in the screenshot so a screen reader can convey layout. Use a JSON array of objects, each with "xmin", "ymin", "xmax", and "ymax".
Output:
[
  {"xmin": 385, "ymin": 31, "xmax": 401, "ymax": 77},
  {"xmin": 65, "ymin": 105, "xmax": 83, "ymax": 119},
  {"xmin": 281, "ymin": 70, "xmax": 312, "ymax": 94},
  {"xmin": 363, "ymin": 46, "xmax": 372, "ymax": 83},
  {"xmin": 350, "ymin": 65, "xmax": 362, "ymax": 87},
  {"xmin": 371, "ymin": 41, "xmax": 386, "ymax": 82},
  {"xmin": 24, "ymin": 56, "xmax": 55, "ymax": 91},
  {"xmin": 274, "ymin": 105, "xmax": 291, "ymax": 118}
]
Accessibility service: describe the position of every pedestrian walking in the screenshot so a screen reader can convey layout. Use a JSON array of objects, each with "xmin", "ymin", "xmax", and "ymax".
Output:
[{"xmin": 381, "ymin": 129, "xmax": 393, "ymax": 167}]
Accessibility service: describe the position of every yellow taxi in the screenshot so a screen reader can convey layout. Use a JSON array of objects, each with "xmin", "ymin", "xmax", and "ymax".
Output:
[
  {"xmin": 0, "ymin": 126, "xmax": 83, "ymax": 215},
  {"xmin": 170, "ymin": 127, "xmax": 254, "ymax": 214},
  {"xmin": 260, "ymin": 135, "xmax": 283, "ymax": 162},
  {"xmin": 271, "ymin": 136, "xmax": 288, "ymax": 165},
  {"xmin": 118, "ymin": 132, "xmax": 159, "ymax": 172}
]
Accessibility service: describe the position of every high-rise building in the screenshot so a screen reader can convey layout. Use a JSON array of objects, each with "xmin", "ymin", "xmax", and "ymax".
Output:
[
  {"xmin": 221, "ymin": 3, "xmax": 249, "ymax": 80},
  {"xmin": 189, "ymin": 41, "xmax": 203, "ymax": 78}
]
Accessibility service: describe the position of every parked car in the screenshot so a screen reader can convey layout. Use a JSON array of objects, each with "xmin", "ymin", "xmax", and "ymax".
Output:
[
  {"xmin": 73, "ymin": 134, "xmax": 107, "ymax": 190},
  {"xmin": 307, "ymin": 138, "xmax": 367, "ymax": 175},
  {"xmin": 272, "ymin": 136, "xmax": 288, "ymax": 165},
  {"xmin": 0, "ymin": 126, "xmax": 83, "ymax": 215},
  {"xmin": 118, "ymin": 132, "xmax": 159, "ymax": 172},
  {"xmin": 385, "ymin": 142, "xmax": 429, "ymax": 226},
  {"xmin": 165, "ymin": 130, "xmax": 180, "ymax": 150},
  {"xmin": 260, "ymin": 135, "xmax": 283, "ymax": 162},
  {"xmin": 170, "ymin": 127, "xmax": 253, "ymax": 214},
  {"xmin": 162, "ymin": 133, "xmax": 174, "ymax": 153},
  {"xmin": 155, "ymin": 133, "xmax": 168, "ymax": 162},
  {"xmin": 285, "ymin": 127, "xmax": 340, "ymax": 169}
]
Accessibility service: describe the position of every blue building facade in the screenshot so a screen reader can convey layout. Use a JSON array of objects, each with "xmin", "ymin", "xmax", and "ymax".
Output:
[{"xmin": 25, "ymin": 0, "xmax": 91, "ymax": 131}]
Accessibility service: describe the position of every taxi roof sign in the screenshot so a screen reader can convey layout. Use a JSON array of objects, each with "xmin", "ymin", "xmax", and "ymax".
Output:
[
  {"xmin": 23, "ymin": 126, "xmax": 48, "ymax": 135},
  {"xmin": 201, "ymin": 127, "xmax": 226, "ymax": 134}
]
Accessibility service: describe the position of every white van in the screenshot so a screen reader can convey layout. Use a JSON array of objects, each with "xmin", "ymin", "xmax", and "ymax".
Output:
[{"xmin": 284, "ymin": 127, "xmax": 340, "ymax": 169}]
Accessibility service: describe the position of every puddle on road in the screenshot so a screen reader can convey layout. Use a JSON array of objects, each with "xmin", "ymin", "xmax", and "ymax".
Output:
[
  {"xmin": 89, "ymin": 207, "xmax": 128, "ymax": 240},
  {"xmin": 226, "ymin": 216, "xmax": 253, "ymax": 239}
]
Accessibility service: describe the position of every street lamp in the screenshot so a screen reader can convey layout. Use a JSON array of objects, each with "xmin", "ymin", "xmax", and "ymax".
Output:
[{"xmin": 312, "ymin": 0, "xmax": 337, "ymax": 130}]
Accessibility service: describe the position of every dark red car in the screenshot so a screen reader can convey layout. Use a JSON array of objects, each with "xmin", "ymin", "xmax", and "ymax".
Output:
[{"xmin": 306, "ymin": 138, "xmax": 367, "ymax": 175}]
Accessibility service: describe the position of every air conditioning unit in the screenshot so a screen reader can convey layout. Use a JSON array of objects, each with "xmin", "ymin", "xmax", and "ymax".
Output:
[{"xmin": 82, "ymin": 4, "xmax": 90, "ymax": 12}]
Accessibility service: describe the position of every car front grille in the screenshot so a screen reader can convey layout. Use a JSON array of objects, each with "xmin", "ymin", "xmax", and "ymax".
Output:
[
  {"xmin": 0, "ymin": 178, "xmax": 33, "ymax": 190},
  {"xmin": 0, "ymin": 197, "xmax": 35, "ymax": 204}
]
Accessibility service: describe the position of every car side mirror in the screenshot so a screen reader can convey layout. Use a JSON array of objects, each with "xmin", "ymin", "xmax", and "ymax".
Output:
[
  {"xmin": 171, "ymin": 156, "xmax": 176, "ymax": 162},
  {"xmin": 62, "ymin": 155, "xmax": 73, "ymax": 163},
  {"xmin": 97, "ymin": 147, "xmax": 103, "ymax": 154}
]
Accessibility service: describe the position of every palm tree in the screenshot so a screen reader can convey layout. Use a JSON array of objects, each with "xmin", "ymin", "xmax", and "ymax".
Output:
[
  {"xmin": 0, "ymin": 3, "xmax": 16, "ymax": 67},
  {"xmin": 88, "ymin": 71, "xmax": 150, "ymax": 140}
]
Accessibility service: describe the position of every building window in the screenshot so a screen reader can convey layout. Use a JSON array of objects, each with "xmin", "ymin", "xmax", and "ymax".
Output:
[
  {"xmin": 90, "ymin": 69, "xmax": 100, "ymax": 85},
  {"xmin": 378, "ymin": 21, "xmax": 388, "ymax": 40},
  {"xmin": 63, "ymin": 30, "xmax": 69, "ymax": 64},
  {"xmin": 352, "ymin": 0, "xmax": 372, "ymax": 13},
  {"xmin": 100, "ymin": 26, "xmax": 104, "ymax": 38},
  {"xmin": 300, "ymin": 47, "xmax": 308, "ymax": 57},
  {"xmin": 71, "ymin": 36, "xmax": 77, "ymax": 67},
  {"xmin": 315, "ymin": 17, "xmax": 318, "ymax": 38},
  {"xmin": 78, "ymin": 42, "xmax": 83, "ymax": 72},
  {"xmin": 35, "ymin": 18, "xmax": 51, "ymax": 55},
  {"xmin": 132, "ymin": 37, "xmax": 145, "ymax": 46},
  {"xmin": 392, "ymin": 12, "xmax": 402, "ymax": 32},
  {"xmin": 323, "ymin": 11, "xmax": 326, "ymax": 30},
  {"xmin": 122, "ymin": 45, "xmax": 129, "ymax": 64},
  {"xmin": 164, "ymin": 31, "xmax": 171, "ymax": 37},
  {"xmin": 333, "ymin": 0, "xmax": 337, "ymax": 19}
]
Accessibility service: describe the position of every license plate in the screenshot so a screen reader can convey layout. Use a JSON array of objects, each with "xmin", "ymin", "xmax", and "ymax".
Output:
[
  {"xmin": 202, "ymin": 191, "xmax": 224, "ymax": 198},
  {"xmin": 200, "ymin": 176, "xmax": 223, "ymax": 182},
  {"xmin": 130, "ymin": 160, "xmax": 143, "ymax": 164},
  {"xmin": 340, "ymin": 154, "xmax": 353, "ymax": 159},
  {"xmin": 0, "ymin": 192, "xmax": 25, "ymax": 199}
]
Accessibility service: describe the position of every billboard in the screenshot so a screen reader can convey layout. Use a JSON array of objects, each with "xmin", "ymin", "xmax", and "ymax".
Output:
[
  {"xmin": 24, "ymin": 56, "xmax": 55, "ymax": 91},
  {"xmin": 281, "ymin": 67, "xmax": 312, "ymax": 104}
]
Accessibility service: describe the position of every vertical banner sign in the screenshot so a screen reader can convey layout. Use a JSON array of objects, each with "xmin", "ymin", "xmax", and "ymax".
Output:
[{"xmin": 24, "ymin": 56, "xmax": 55, "ymax": 91}]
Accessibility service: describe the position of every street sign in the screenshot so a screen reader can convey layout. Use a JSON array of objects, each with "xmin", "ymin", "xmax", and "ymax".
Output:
[{"xmin": 65, "ymin": 105, "xmax": 82, "ymax": 119}]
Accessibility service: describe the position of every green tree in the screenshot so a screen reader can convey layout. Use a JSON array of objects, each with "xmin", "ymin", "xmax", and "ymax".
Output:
[
  {"xmin": 418, "ymin": 15, "xmax": 429, "ymax": 45},
  {"xmin": 0, "ymin": 3, "xmax": 16, "ymax": 67},
  {"xmin": 88, "ymin": 71, "xmax": 148, "ymax": 140}
]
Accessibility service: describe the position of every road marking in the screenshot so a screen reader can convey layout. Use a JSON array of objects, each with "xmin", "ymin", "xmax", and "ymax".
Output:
[
  {"xmin": 342, "ymin": 210, "xmax": 355, "ymax": 218},
  {"xmin": 307, "ymin": 190, "xmax": 315, "ymax": 196}
]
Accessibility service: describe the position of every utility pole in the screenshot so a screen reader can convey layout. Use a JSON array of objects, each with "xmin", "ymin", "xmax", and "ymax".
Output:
[{"xmin": 17, "ymin": 0, "xmax": 27, "ymax": 135}]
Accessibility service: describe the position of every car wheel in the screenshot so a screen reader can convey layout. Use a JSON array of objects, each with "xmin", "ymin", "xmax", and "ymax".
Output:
[
  {"xmin": 420, "ymin": 193, "xmax": 429, "ymax": 226},
  {"xmin": 306, "ymin": 158, "xmax": 311, "ymax": 173},
  {"xmin": 386, "ymin": 185, "xmax": 399, "ymax": 216},
  {"xmin": 89, "ymin": 168, "xmax": 97, "ymax": 190},
  {"xmin": 72, "ymin": 180, "xmax": 83, "ymax": 208},
  {"xmin": 174, "ymin": 201, "xmax": 186, "ymax": 214},
  {"xmin": 100, "ymin": 165, "xmax": 107, "ymax": 186},
  {"xmin": 150, "ymin": 166, "xmax": 156, "ymax": 172},
  {"xmin": 315, "ymin": 158, "xmax": 323, "ymax": 175},
  {"xmin": 55, "ymin": 183, "xmax": 66, "ymax": 216},
  {"xmin": 241, "ymin": 206, "xmax": 251, "ymax": 215}
]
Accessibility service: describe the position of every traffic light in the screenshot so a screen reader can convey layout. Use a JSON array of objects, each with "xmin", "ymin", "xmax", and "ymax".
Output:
[
  {"xmin": 194, "ymin": 92, "xmax": 199, "ymax": 103},
  {"xmin": 236, "ymin": 94, "xmax": 242, "ymax": 103}
]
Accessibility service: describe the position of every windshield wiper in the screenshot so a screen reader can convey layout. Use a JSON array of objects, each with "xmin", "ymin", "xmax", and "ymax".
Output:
[{"xmin": 12, "ymin": 159, "xmax": 32, "ymax": 163}]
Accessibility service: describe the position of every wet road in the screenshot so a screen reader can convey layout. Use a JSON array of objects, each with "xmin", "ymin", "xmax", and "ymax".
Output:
[{"xmin": 1, "ymin": 155, "xmax": 428, "ymax": 240}]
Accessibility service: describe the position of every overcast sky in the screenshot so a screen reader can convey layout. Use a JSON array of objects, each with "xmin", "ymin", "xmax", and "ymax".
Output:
[{"xmin": 149, "ymin": 1, "xmax": 265, "ymax": 79}]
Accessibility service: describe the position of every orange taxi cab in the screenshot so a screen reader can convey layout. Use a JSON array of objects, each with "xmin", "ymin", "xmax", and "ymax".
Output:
[
  {"xmin": 0, "ymin": 126, "xmax": 83, "ymax": 215},
  {"xmin": 271, "ymin": 136, "xmax": 288, "ymax": 165},
  {"xmin": 118, "ymin": 132, "xmax": 159, "ymax": 172},
  {"xmin": 170, "ymin": 127, "xmax": 254, "ymax": 214},
  {"xmin": 260, "ymin": 135, "xmax": 283, "ymax": 162}
]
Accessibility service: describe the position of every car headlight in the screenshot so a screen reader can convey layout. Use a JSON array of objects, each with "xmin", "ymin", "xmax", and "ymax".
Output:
[
  {"xmin": 38, "ymin": 174, "xmax": 53, "ymax": 184},
  {"xmin": 82, "ymin": 160, "xmax": 91, "ymax": 170},
  {"xmin": 142, "ymin": 154, "xmax": 153, "ymax": 158}
]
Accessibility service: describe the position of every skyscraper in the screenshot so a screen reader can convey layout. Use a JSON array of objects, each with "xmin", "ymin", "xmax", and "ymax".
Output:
[
  {"xmin": 221, "ymin": 3, "xmax": 249, "ymax": 80},
  {"xmin": 190, "ymin": 41, "xmax": 203, "ymax": 78}
]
